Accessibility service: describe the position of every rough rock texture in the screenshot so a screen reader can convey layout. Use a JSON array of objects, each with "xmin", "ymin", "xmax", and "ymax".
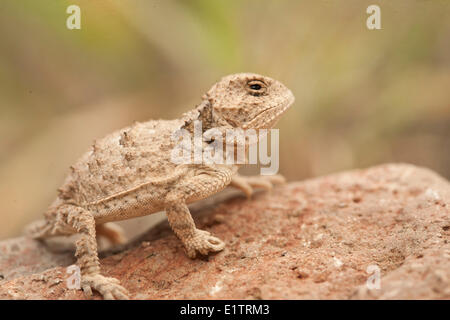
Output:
[{"xmin": 0, "ymin": 164, "xmax": 449, "ymax": 299}]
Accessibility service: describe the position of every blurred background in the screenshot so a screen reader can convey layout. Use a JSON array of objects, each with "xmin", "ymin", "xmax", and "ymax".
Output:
[{"xmin": 1, "ymin": 0, "xmax": 449, "ymax": 240}]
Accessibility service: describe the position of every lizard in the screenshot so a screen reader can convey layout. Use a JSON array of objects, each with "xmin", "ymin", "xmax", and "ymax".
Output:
[{"xmin": 25, "ymin": 73, "xmax": 295, "ymax": 300}]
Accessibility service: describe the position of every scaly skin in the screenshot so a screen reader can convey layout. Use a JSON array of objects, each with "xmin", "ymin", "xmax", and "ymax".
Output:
[{"xmin": 25, "ymin": 73, "xmax": 295, "ymax": 299}]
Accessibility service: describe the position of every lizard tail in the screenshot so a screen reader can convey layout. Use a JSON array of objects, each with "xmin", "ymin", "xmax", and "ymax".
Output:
[{"xmin": 24, "ymin": 219, "xmax": 53, "ymax": 239}]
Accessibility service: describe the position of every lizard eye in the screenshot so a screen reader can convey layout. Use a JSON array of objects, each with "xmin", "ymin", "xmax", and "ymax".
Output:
[{"xmin": 246, "ymin": 80, "xmax": 267, "ymax": 96}]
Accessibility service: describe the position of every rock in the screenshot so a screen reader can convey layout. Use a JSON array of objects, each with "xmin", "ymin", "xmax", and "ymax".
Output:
[{"xmin": 0, "ymin": 163, "xmax": 448, "ymax": 299}]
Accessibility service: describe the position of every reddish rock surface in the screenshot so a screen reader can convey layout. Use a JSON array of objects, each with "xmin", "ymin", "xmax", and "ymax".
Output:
[{"xmin": 0, "ymin": 164, "xmax": 449, "ymax": 299}]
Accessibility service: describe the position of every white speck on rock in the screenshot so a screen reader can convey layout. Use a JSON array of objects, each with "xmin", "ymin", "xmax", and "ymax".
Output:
[
  {"xmin": 425, "ymin": 188, "xmax": 440, "ymax": 201},
  {"xmin": 210, "ymin": 276, "xmax": 226, "ymax": 296},
  {"xmin": 269, "ymin": 203, "xmax": 287, "ymax": 210},
  {"xmin": 333, "ymin": 257, "xmax": 343, "ymax": 268},
  {"xmin": 314, "ymin": 233, "xmax": 324, "ymax": 241}
]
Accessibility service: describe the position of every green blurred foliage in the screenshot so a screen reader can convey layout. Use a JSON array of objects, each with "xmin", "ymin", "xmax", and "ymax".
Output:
[{"xmin": 0, "ymin": 0, "xmax": 449, "ymax": 238}]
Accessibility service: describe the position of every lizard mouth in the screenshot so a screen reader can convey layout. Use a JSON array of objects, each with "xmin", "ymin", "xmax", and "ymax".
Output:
[{"xmin": 243, "ymin": 92, "xmax": 295, "ymax": 130}]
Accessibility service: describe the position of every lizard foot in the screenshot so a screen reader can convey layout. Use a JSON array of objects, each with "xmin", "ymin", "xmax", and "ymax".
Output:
[
  {"xmin": 81, "ymin": 274, "xmax": 129, "ymax": 300},
  {"xmin": 231, "ymin": 174, "xmax": 286, "ymax": 198},
  {"xmin": 184, "ymin": 229, "xmax": 225, "ymax": 259}
]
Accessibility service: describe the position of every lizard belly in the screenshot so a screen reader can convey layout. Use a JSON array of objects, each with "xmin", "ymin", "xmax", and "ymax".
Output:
[{"xmin": 88, "ymin": 185, "xmax": 166, "ymax": 224}]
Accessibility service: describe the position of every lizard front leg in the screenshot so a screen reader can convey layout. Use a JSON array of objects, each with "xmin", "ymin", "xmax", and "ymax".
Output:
[
  {"xmin": 166, "ymin": 201, "xmax": 225, "ymax": 258},
  {"xmin": 165, "ymin": 167, "xmax": 232, "ymax": 258},
  {"xmin": 62, "ymin": 205, "xmax": 129, "ymax": 300},
  {"xmin": 230, "ymin": 173, "xmax": 285, "ymax": 198}
]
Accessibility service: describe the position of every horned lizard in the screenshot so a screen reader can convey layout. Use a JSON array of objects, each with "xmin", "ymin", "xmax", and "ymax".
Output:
[{"xmin": 25, "ymin": 73, "xmax": 295, "ymax": 299}]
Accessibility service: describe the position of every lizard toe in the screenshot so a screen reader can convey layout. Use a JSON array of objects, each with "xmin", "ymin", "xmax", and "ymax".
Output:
[
  {"xmin": 82, "ymin": 284, "xmax": 93, "ymax": 297},
  {"xmin": 81, "ymin": 274, "xmax": 129, "ymax": 300},
  {"xmin": 185, "ymin": 229, "xmax": 225, "ymax": 258}
]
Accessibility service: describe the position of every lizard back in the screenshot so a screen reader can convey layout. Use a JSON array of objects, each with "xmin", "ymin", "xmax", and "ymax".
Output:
[{"xmin": 57, "ymin": 119, "xmax": 184, "ymax": 207}]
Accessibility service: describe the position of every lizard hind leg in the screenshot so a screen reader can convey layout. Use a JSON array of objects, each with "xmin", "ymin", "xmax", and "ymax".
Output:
[
  {"xmin": 61, "ymin": 204, "xmax": 129, "ymax": 300},
  {"xmin": 96, "ymin": 222, "xmax": 127, "ymax": 245}
]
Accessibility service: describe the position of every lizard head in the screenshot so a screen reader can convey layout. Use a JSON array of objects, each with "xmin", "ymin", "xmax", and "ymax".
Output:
[{"xmin": 204, "ymin": 73, "xmax": 295, "ymax": 130}]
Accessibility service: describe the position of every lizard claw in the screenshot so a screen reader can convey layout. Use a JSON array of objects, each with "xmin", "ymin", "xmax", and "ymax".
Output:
[
  {"xmin": 81, "ymin": 274, "xmax": 129, "ymax": 300},
  {"xmin": 184, "ymin": 229, "xmax": 225, "ymax": 259}
]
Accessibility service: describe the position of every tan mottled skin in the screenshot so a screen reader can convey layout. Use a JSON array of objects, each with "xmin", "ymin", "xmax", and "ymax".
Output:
[{"xmin": 25, "ymin": 73, "xmax": 295, "ymax": 299}]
